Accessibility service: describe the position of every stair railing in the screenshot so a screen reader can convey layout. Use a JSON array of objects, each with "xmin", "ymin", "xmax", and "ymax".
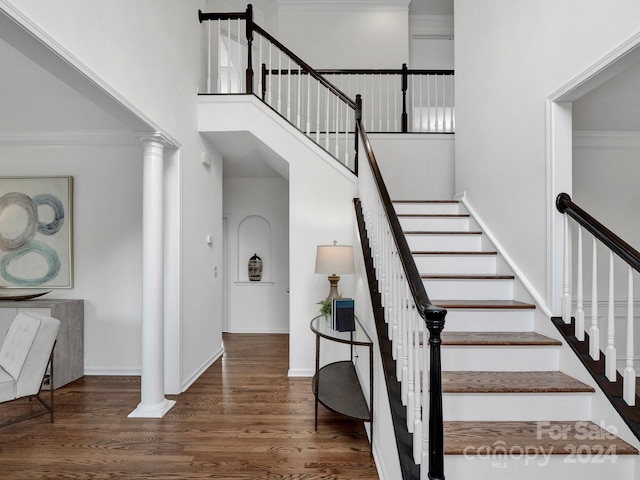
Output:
[
  {"xmin": 262, "ymin": 64, "xmax": 455, "ymax": 133},
  {"xmin": 556, "ymin": 193, "xmax": 640, "ymax": 406},
  {"xmin": 357, "ymin": 95, "xmax": 447, "ymax": 480},
  {"xmin": 199, "ymin": 5, "xmax": 357, "ymax": 172}
]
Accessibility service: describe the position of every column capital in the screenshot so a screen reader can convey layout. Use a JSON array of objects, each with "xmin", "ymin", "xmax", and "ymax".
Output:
[{"xmin": 135, "ymin": 132, "xmax": 173, "ymax": 147}]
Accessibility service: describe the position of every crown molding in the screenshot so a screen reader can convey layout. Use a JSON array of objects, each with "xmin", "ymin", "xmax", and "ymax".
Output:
[
  {"xmin": 573, "ymin": 130, "xmax": 640, "ymax": 149},
  {"xmin": 278, "ymin": 0, "xmax": 410, "ymax": 12},
  {"xmin": 0, "ymin": 129, "xmax": 141, "ymax": 147},
  {"xmin": 409, "ymin": 15, "xmax": 454, "ymax": 37}
]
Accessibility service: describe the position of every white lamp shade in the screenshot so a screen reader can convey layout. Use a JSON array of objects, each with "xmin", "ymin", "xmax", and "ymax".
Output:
[{"xmin": 315, "ymin": 243, "xmax": 355, "ymax": 275}]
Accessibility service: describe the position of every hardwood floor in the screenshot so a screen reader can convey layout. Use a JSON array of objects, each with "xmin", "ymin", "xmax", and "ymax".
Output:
[{"xmin": 0, "ymin": 333, "xmax": 378, "ymax": 479}]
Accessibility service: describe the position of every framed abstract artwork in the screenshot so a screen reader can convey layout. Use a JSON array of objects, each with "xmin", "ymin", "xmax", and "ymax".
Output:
[{"xmin": 0, "ymin": 177, "xmax": 73, "ymax": 288}]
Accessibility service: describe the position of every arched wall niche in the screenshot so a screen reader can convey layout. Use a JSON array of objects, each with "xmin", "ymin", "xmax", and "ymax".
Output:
[{"xmin": 236, "ymin": 214, "xmax": 272, "ymax": 282}]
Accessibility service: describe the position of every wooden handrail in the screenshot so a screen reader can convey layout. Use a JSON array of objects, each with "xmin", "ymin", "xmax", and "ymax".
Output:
[
  {"xmin": 556, "ymin": 193, "xmax": 640, "ymax": 272},
  {"xmin": 356, "ymin": 95, "xmax": 446, "ymax": 480}
]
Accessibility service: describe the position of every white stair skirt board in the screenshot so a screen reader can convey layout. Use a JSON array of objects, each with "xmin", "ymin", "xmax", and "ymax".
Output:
[
  {"xmin": 442, "ymin": 393, "xmax": 592, "ymax": 422},
  {"xmin": 423, "ymin": 278, "xmax": 514, "ymax": 300},
  {"xmin": 442, "ymin": 455, "xmax": 634, "ymax": 480},
  {"xmin": 413, "ymin": 253, "xmax": 497, "ymax": 275},
  {"xmin": 398, "ymin": 216, "xmax": 470, "ymax": 232},
  {"xmin": 441, "ymin": 346, "xmax": 560, "ymax": 371},
  {"xmin": 406, "ymin": 233, "xmax": 482, "ymax": 251},
  {"xmin": 392, "ymin": 202, "xmax": 461, "ymax": 215}
]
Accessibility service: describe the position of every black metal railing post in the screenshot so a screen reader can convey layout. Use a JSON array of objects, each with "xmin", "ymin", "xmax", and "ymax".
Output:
[
  {"xmin": 261, "ymin": 63, "xmax": 267, "ymax": 101},
  {"xmin": 401, "ymin": 63, "xmax": 408, "ymax": 133},
  {"xmin": 245, "ymin": 4, "xmax": 254, "ymax": 94}
]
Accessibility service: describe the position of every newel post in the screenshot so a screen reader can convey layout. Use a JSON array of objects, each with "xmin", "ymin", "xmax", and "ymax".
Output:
[
  {"xmin": 426, "ymin": 309, "xmax": 446, "ymax": 480},
  {"xmin": 245, "ymin": 4, "xmax": 254, "ymax": 94},
  {"xmin": 401, "ymin": 63, "xmax": 408, "ymax": 133}
]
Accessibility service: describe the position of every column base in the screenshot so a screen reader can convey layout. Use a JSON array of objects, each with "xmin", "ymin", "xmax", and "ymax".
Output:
[{"xmin": 128, "ymin": 398, "xmax": 176, "ymax": 418}]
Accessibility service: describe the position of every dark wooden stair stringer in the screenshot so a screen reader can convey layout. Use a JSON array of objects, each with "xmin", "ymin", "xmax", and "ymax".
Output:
[{"xmin": 354, "ymin": 198, "xmax": 419, "ymax": 480}]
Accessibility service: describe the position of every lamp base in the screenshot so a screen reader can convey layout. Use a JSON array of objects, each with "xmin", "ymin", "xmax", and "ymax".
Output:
[{"xmin": 325, "ymin": 274, "xmax": 341, "ymax": 301}]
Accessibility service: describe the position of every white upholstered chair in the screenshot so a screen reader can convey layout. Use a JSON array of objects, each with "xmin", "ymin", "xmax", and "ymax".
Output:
[{"xmin": 0, "ymin": 311, "xmax": 61, "ymax": 427}]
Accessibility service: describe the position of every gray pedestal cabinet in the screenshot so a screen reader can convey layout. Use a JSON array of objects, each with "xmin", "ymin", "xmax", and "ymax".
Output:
[{"xmin": 0, "ymin": 299, "xmax": 84, "ymax": 389}]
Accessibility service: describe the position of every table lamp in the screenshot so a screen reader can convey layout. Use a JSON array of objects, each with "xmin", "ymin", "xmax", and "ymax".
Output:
[{"xmin": 315, "ymin": 241, "xmax": 355, "ymax": 301}]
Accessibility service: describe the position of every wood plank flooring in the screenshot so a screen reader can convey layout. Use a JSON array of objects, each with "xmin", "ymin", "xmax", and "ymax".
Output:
[{"xmin": 0, "ymin": 333, "xmax": 378, "ymax": 480}]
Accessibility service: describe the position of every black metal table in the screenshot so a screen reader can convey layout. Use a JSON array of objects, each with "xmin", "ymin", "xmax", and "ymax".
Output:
[{"xmin": 310, "ymin": 315, "xmax": 373, "ymax": 454}]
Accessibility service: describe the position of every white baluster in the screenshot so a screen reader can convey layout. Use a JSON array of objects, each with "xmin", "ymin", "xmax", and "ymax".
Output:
[
  {"xmin": 296, "ymin": 64, "xmax": 301, "ymax": 129},
  {"xmin": 370, "ymin": 75, "xmax": 375, "ymax": 130},
  {"xmin": 226, "ymin": 19, "xmax": 232, "ymax": 92},
  {"xmin": 575, "ymin": 226, "xmax": 585, "ymax": 340},
  {"xmin": 394, "ymin": 74, "xmax": 398, "ymax": 132},
  {"xmin": 450, "ymin": 74, "xmax": 455, "ymax": 131},
  {"xmin": 421, "ymin": 323, "xmax": 430, "ymax": 477},
  {"xmin": 344, "ymin": 103, "xmax": 349, "ymax": 165},
  {"xmin": 378, "ymin": 74, "xmax": 382, "ymax": 132},
  {"xmin": 257, "ymin": 35, "xmax": 263, "ymax": 99},
  {"xmin": 624, "ymin": 266, "xmax": 635, "ymax": 405},
  {"xmin": 237, "ymin": 19, "xmax": 242, "ymax": 91},
  {"xmin": 605, "ymin": 250, "xmax": 616, "ymax": 381},
  {"xmin": 306, "ymin": 73, "xmax": 311, "ymax": 135},
  {"xmin": 335, "ymin": 95, "xmax": 339, "ymax": 158},
  {"xmin": 216, "ymin": 21, "xmax": 222, "ymax": 93},
  {"xmin": 590, "ymin": 237, "xmax": 600, "ymax": 360},
  {"xmin": 420, "ymin": 76, "xmax": 424, "ymax": 132},
  {"xmin": 277, "ymin": 50, "xmax": 282, "ymax": 113},
  {"xmin": 401, "ymin": 284, "xmax": 409, "ymax": 406},
  {"xmin": 325, "ymin": 88, "xmax": 330, "ymax": 149},
  {"xmin": 286, "ymin": 58, "xmax": 292, "ymax": 121},
  {"xmin": 562, "ymin": 214, "xmax": 571, "ymax": 324},
  {"xmin": 316, "ymin": 79, "xmax": 320, "ymax": 143},
  {"xmin": 386, "ymin": 74, "xmax": 390, "ymax": 132},
  {"xmin": 267, "ymin": 44, "xmax": 272, "ymax": 105},
  {"xmin": 407, "ymin": 305, "xmax": 416, "ymax": 433},
  {"xmin": 206, "ymin": 21, "xmax": 212, "ymax": 93}
]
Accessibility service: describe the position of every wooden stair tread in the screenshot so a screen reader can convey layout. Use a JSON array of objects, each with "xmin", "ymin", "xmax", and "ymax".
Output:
[
  {"xmin": 412, "ymin": 251, "xmax": 497, "ymax": 256},
  {"xmin": 433, "ymin": 300, "xmax": 536, "ymax": 309},
  {"xmin": 442, "ymin": 332, "xmax": 561, "ymax": 346},
  {"xmin": 444, "ymin": 421, "xmax": 638, "ymax": 455},
  {"xmin": 422, "ymin": 274, "xmax": 514, "ymax": 280},
  {"xmin": 442, "ymin": 371, "xmax": 595, "ymax": 393}
]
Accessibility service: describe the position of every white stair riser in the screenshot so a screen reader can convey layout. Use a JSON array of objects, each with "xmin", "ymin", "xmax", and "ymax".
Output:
[
  {"xmin": 443, "ymin": 393, "xmax": 592, "ymax": 422},
  {"xmin": 407, "ymin": 234, "xmax": 482, "ymax": 251},
  {"xmin": 441, "ymin": 456, "xmax": 633, "ymax": 480},
  {"xmin": 440, "ymin": 346, "xmax": 560, "ymax": 371},
  {"xmin": 423, "ymin": 278, "xmax": 514, "ymax": 300},
  {"xmin": 399, "ymin": 216, "xmax": 470, "ymax": 232},
  {"xmin": 441, "ymin": 309, "xmax": 534, "ymax": 332},
  {"xmin": 393, "ymin": 203, "xmax": 460, "ymax": 215},
  {"xmin": 414, "ymin": 255, "xmax": 497, "ymax": 275}
]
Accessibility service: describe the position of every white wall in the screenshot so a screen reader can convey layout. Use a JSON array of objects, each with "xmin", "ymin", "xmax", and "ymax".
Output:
[
  {"xmin": 0, "ymin": 144, "xmax": 143, "ymax": 374},
  {"xmin": 199, "ymin": 96, "xmax": 358, "ymax": 375},
  {"xmin": 370, "ymin": 133, "xmax": 454, "ymax": 200},
  {"xmin": 277, "ymin": 0, "xmax": 410, "ymax": 69},
  {"xmin": 223, "ymin": 177, "xmax": 290, "ymax": 333},
  {"xmin": 454, "ymin": 0, "xmax": 640, "ymax": 311},
  {"xmin": 3, "ymin": 0, "xmax": 224, "ymax": 392}
]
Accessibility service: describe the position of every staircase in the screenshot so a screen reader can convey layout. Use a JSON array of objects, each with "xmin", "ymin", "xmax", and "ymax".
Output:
[{"xmin": 392, "ymin": 199, "xmax": 638, "ymax": 479}]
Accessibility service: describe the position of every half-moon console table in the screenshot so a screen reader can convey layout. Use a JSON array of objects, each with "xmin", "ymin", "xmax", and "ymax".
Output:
[{"xmin": 310, "ymin": 315, "xmax": 373, "ymax": 454}]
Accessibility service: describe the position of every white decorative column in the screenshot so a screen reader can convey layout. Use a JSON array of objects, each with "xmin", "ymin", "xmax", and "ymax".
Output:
[{"xmin": 129, "ymin": 135, "xmax": 176, "ymax": 418}]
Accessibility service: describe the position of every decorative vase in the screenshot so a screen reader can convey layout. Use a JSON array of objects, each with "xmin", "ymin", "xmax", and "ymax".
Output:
[{"xmin": 248, "ymin": 253, "xmax": 263, "ymax": 281}]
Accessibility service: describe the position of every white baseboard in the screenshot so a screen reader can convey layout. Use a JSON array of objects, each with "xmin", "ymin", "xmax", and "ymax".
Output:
[
  {"xmin": 227, "ymin": 328, "xmax": 290, "ymax": 334},
  {"xmin": 181, "ymin": 346, "xmax": 224, "ymax": 392},
  {"xmin": 287, "ymin": 368, "xmax": 313, "ymax": 377},
  {"xmin": 83, "ymin": 367, "xmax": 141, "ymax": 376}
]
